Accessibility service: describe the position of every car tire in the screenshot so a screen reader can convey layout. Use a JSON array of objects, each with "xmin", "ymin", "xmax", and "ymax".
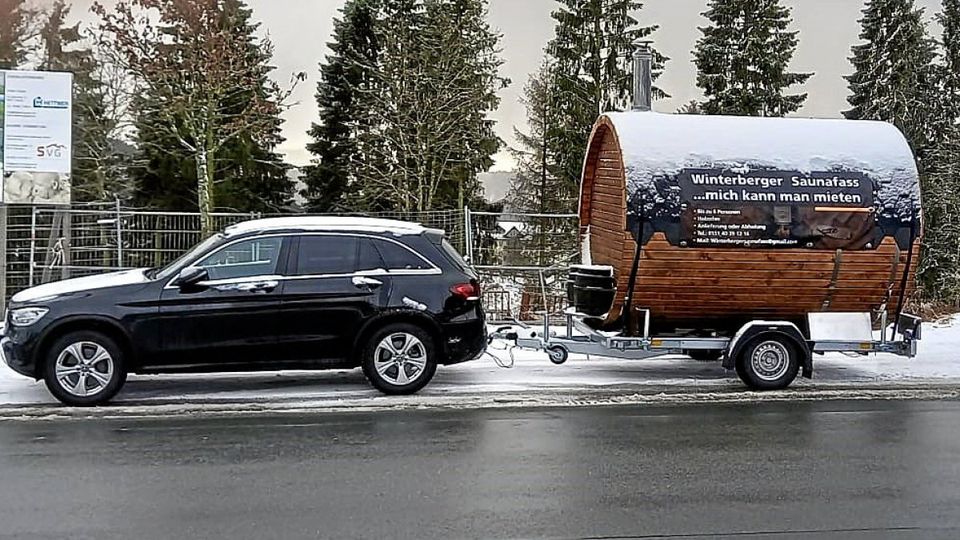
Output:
[
  {"xmin": 735, "ymin": 336, "xmax": 800, "ymax": 391},
  {"xmin": 362, "ymin": 323, "xmax": 437, "ymax": 395},
  {"xmin": 43, "ymin": 331, "xmax": 127, "ymax": 406}
]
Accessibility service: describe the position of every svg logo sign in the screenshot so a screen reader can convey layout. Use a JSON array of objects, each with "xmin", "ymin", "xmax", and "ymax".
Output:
[
  {"xmin": 36, "ymin": 143, "xmax": 67, "ymax": 158},
  {"xmin": 32, "ymin": 96, "xmax": 69, "ymax": 109}
]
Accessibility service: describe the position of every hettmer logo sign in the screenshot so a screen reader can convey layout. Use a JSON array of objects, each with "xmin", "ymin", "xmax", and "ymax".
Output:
[{"xmin": 32, "ymin": 96, "xmax": 69, "ymax": 109}]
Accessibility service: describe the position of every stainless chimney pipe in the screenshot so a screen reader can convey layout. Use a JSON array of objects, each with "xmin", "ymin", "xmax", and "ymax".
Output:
[{"xmin": 632, "ymin": 41, "xmax": 653, "ymax": 112}]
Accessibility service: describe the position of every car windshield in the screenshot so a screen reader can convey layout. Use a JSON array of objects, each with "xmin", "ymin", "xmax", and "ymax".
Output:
[{"xmin": 152, "ymin": 233, "xmax": 226, "ymax": 281}]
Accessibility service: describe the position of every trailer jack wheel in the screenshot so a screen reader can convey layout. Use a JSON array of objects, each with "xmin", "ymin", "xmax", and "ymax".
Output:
[{"xmin": 547, "ymin": 346, "xmax": 569, "ymax": 365}]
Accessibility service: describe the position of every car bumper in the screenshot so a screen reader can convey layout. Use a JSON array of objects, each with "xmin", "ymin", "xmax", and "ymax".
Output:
[
  {"xmin": 440, "ymin": 316, "xmax": 487, "ymax": 365},
  {"xmin": 2, "ymin": 337, "xmax": 37, "ymax": 378},
  {"xmin": 1, "ymin": 322, "xmax": 43, "ymax": 379}
]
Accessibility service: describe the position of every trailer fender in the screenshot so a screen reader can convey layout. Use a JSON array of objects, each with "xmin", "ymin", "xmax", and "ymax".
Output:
[{"xmin": 723, "ymin": 321, "xmax": 812, "ymax": 378}]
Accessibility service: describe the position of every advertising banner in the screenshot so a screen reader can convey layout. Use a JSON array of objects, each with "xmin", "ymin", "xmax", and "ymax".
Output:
[
  {"xmin": 677, "ymin": 168, "xmax": 877, "ymax": 250},
  {"xmin": 1, "ymin": 70, "xmax": 73, "ymax": 205}
]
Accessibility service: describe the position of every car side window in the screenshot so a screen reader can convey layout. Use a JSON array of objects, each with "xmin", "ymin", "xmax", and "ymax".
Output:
[
  {"xmin": 294, "ymin": 235, "xmax": 358, "ymax": 276},
  {"xmin": 358, "ymin": 239, "xmax": 386, "ymax": 272},
  {"xmin": 197, "ymin": 237, "xmax": 282, "ymax": 281},
  {"xmin": 373, "ymin": 239, "xmax": 430, "ymax": 271}
]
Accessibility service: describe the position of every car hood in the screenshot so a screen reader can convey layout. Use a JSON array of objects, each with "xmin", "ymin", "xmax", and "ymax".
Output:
[{"xmin": 11, "ymin": 269, "xmax": 151, "ymax": 303}]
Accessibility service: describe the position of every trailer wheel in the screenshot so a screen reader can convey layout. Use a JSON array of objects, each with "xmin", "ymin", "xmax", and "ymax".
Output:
[
  {"xmin": 735, "ymin": 336, "xmax": 800, "ymax": 391},
  {"xmin": 547, "ymin": 346, "xmax": 569, "ymax": 365}
]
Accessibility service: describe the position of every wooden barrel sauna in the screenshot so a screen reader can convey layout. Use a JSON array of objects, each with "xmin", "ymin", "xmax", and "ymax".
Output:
[{"xmin": 579, "ymin": 112, "xmax": 922, "ymax": 332}]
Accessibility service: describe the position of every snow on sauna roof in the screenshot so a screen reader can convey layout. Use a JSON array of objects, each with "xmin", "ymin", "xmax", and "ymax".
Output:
[
  {"xmin": 600, "ymin": 111, "xmax": 921, "ymax": 200},
  {"xmin": 598, "ymin": 112, "xmax": 920, "ymax": 219},
  {"xmin": 225, "ymin": 217, "xmax": 430, "ymax": 237}
]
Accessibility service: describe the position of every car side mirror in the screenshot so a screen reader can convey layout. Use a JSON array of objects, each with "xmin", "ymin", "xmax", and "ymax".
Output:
[{"xmin": 174, "ymin": 266, "xmax": 209, "ymax": 289}]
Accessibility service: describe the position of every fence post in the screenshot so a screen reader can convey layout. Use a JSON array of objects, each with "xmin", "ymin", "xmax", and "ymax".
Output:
[
  {"xmin": 28, "ymin": 207, "xmax": 37, "ymax": 287},
  {"xmin": 115, "ymin": 199, "xmax": 123, "ymax": 268},
  {"xmin": 464, "ymin": 206, "xmax": 474, "ymax": 263},
  {"xmin": 61, "ymin": 207, "xmax": 72, "ymax": 280}
]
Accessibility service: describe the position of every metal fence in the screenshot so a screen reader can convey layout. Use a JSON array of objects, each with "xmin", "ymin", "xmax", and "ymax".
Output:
[
  {"xmin": 466, "ymin": 209, "xmax": 581, "ymax": 323},
  {"xmin": 1, "ymin": 204, "xmax": 580, "ymax": 322}
]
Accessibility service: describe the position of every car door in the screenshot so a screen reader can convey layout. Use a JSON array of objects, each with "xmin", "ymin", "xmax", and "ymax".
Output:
[
  {"xmin": 155, "ymin": 235, "xmax": 287, "ymax": 369},
  {"xmin": 275, "ymin": 234, "xmax": 391, "ymax": 363}
]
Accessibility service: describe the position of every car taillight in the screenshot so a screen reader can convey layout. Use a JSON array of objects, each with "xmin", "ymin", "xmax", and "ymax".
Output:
[{"xmin": 450, "ymin": 282, "xmax": 480, "ymax": 301}]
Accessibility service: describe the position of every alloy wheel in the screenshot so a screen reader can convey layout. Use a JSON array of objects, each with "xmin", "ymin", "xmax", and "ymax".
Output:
[
  {"xmin": 54, "ymin": 341, "xmax": 115, "ymax": 398},
  {"xmin": 373, "ymin": 333, "xmax": 428, "ymax": 386}
]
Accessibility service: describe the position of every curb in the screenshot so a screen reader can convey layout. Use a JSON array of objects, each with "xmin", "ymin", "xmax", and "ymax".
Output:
[{"xmin": 2, "ymin": 384, "xmax": 960, "ymax": 421}]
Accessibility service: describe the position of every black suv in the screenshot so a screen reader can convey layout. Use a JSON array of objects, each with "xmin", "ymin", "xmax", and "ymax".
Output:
[{"xmin": 2, "ymin": 217, "xmax": 486, "ymax": 406}]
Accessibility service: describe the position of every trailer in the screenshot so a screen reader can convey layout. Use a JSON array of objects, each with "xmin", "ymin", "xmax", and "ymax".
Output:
[
  {"xmin": 493, "ymin": 307, "xmax": 921, "ymax": 390},
  {"xmin": 487, "ymin": 45, "xmax": 926, "ymax": 390}
]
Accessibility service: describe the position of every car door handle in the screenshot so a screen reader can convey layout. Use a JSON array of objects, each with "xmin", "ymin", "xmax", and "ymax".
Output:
[
  {"xmin": 352, "ymin": 276, "xmax": 383, "ymax": 289},
  {"xmin": 233, "ymin": 280, "xmax": 279, "ymax": 293}
]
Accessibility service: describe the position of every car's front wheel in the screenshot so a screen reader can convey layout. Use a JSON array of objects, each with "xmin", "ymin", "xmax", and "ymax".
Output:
[
  {"xmin": 362, "ymin": 323, "xmax": 437, "ymax": 395},
  {"xmin": 43, "ymin": 331, "xmax": 127, "ymax": 406}
]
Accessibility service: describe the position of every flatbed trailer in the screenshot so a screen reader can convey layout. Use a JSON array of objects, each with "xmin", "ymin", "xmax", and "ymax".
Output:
[{"xmin": 494, "ymin": 308, "xmax": 922, "ymax": 390}]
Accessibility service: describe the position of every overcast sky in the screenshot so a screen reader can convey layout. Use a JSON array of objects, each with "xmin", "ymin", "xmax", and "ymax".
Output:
[{"xmin": 57, "ymin": 0, "xmax": 946, "ymax": 170}]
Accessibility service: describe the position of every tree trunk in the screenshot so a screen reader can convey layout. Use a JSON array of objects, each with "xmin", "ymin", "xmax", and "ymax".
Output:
[{"xmin": 196, "ymin": 149, "xmax": 215, "ymax": 237}]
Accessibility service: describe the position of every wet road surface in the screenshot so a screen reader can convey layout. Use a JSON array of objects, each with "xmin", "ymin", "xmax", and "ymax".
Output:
[{"xmin": 1, "ymin": 400, "xmax": 960, "ymax": 539}]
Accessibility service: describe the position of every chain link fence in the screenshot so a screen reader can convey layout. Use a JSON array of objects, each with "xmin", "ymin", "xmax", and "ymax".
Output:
[{"xmin": 1, "ymin": 204, "xmax": 578, "ymax": 323}]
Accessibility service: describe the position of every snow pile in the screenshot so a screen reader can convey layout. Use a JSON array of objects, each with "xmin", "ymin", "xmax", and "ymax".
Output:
[
  {"xmin": 11, "ymin": 269, "xmax": 150, "ymax": 303},
  {"xmin": 225, "ymin": 216, "xmax": 430, "ymax": 237}
]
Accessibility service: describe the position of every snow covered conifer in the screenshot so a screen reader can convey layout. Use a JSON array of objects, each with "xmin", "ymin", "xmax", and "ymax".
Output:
[
  {"xmin": 938, "ymin": 0, "xmax": 960, "ymax": 125},
  {"xmin": 546, "ymin": 0, "xmax": 667, "ymax": 209},
  {"xmin": 693, "ymin": 0, "xmax": 812, "ymax": 117},
  {"xmin": 919, "ymin": 0, "xmax": 960, "ymax": 303},
  {"xmin": 844, "ymin": 0, "xmax": 937, "ymax": 156}
]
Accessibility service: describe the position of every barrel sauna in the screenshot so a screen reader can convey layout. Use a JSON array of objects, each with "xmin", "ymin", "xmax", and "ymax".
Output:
[{"xmin": 579, "ymin": 112, "xmax": 922, "ymax": 333}]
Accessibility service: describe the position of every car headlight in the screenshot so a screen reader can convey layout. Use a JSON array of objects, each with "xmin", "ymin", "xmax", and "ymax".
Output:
[{"xmin": 9, "ymin": 307, "xmax": 50, "ymax": 327}]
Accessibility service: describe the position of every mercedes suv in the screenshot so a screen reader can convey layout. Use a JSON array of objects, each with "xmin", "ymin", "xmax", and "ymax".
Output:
[{"xmin": 2, "ymin": 217, "xmax": 486, "ymax": 406}]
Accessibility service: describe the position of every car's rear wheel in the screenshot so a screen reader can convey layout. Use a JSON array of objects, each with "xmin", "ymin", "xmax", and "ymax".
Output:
[
  {"xmin": 43, "ymin": 331, "xmax": 127, "ymax": 406},
  {"xmin": 362, "ymin": 323, "xmax": 437, "ymax": 395}
]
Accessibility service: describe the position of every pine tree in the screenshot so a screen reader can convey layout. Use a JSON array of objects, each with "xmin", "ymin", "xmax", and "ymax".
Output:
[
  {"xmin": 693, "ymin": 0, "xmax": 812, "ymax": 117},
  {"xmin": 920, "ymin": 125, "xmax": 960, "ymax": 303},
  {"xmin": 938, "ymin": 0, "xmax": 960, "ymax": 127},
  {"xmin": 330, "ymin": 0, "xmax": 507, "ymax": 213},
  {"xmin": 214, "ymin": 0, "xmax": 294, "ymax": 213},
  {"xmin": 303, "ymin": 0, "xmax": 380, "ymax": 212},
  {"xmin": 507, "ymin": 62, "xmax": 567, "ymax": 215},
  {"xmin": 39, "ymin": 0, "xmax": 128, "ymax": 202},
  {"xmin": 844, "ymin": 0, "xmax": 938, "ymax": 158},
  {"xmin": 506, "ymin": 62, "xmax": 577, "ymax": 266},
  {"xmin": 919, "ymin": 0, "xmax": 960, "ymax": 303},
  {"xmin": 546, "ymin": 0, "xmax": 667, "ymax": 210},
  {"xmin": 420, "ymin": 0, "xmax": 507, "ymax": 211},
  {"xmin": 0, "ymin": 0, "xmax": 32, "ymax": 69}
]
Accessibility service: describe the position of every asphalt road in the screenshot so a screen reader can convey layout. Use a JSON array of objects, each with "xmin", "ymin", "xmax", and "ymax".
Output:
[{"xmin": 2, "ymin": 401, "xmax": 960, "ymax": 540}]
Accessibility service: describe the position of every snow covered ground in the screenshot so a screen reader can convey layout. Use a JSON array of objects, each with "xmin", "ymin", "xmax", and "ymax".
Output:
[{"xmin": 1, "ymin": 316, "xmax": 958, "ymax": 414}]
